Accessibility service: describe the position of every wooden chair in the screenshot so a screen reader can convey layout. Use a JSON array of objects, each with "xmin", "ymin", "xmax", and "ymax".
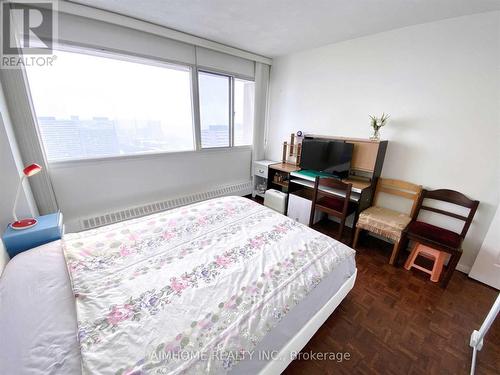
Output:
[
  {"xmin": 309, "ymin": 176, "xmax": 357, "ymax": 243},
  {"xmin": 352, "ymin": 178, "xmax": 422, "ymax": 264},
  {"xmin": 397, "ymin": 189, "xmax": 479, "ymax": 288}
]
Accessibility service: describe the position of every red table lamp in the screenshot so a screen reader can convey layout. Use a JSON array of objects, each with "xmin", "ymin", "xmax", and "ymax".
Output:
[{"xmin": 10, "ymin": 163, "xmax": 42, "ymax": 230}]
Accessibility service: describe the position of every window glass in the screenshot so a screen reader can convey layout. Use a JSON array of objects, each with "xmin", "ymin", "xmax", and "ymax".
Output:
[
  {"xmin": 198, "ymin": 71, "xmax": 230, "ymax": 148},
  {"xmin": 25, "ymin": 49, "xmax": 195, "ymax": 161}
]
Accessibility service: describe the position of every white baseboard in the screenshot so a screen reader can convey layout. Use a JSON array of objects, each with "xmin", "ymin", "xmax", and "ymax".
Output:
[{"xmin": 456, "ymin": 263, "xmax": 471, "ymax": 275}]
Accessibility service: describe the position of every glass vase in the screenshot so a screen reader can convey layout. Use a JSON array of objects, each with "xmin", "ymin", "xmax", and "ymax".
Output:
[{"xmin": 370, "ymin": 128, "xmax": 380, "ymax": 141}]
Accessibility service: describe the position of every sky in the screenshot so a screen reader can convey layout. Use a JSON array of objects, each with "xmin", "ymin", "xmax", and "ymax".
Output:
[
  {"xmin": 25, "ymin": 49, "xmax": 254, "ymax": 146},
  {"xmin": 26, "ymin": 50, "xmax": 195, "ymax": 135}
]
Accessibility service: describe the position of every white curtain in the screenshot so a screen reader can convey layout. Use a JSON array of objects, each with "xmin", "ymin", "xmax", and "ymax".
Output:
[{"xmin": 253, "ymin": 62, "xmax": 271, "ymax": 162}]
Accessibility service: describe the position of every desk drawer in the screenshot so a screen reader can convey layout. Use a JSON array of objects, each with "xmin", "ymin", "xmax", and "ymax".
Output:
[{"xmin": 254, "ymin": 164, "xmax": 268, "ymax": 178}]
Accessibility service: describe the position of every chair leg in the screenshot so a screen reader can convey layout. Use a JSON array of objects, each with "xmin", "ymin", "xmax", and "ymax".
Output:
[
  {"xmin": 352, "ymin": 227, "xmax": 361, "ymax": 249},
  {"xmin": 440, "ymin": 252, "xmax": 460, "ymax": 288},
  {"xmin": 404, "ymin": 242, "xmax": 420, "ymax": 270},
  {"xmin": 430, "ymin": 251, "xmax": 446, "ymax": 282},
  {"xmin": 338, "ymin": 218, "xmax": 346, "ymax": 241},
  {"xmin": 349, "ymin": 211, "xmax": 359, "ymax": 246},
  {"xmin": 394, "ymin": 234, "xmax": 409, "ymax": 266},
  {"xmin": 309, "ymin": 205, "xmax": 315, "ymax": 227},
  {"xmin": 389, "ymin": 240, "xmax": 401, "ymax": 265}
]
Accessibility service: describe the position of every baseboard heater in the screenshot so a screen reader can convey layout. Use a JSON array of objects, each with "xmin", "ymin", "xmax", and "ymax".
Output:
[{"xmin": 80, "ymin": 181, "xmax": 252, "ymax": 231}]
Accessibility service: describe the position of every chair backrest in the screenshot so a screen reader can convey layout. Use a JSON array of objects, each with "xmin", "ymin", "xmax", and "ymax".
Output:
[
  {"xmin": 312, "ymin": 176, "xmax": 353, "ymax": 215},
  {"xmin": 373, "ymin": 178, "xmax": 422, "ymax": 218},
  {"xmin": 414, "ymin": 189, "xmax": 479, "ymax": 239}
]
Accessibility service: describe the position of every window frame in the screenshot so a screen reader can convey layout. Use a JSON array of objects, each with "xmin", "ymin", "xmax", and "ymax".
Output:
[
  {"xmin": 197, "ymin": 69, "xmax": 232, "ymax": 149},
  {"xmin": 24, "ymin": 44, "xmax": 255, "ymax": 165},
  {"xmin": 196, "ymin": 68, "xmax": 255, "ymax": 150},
  {"xmin": 233, "ymin": 76, "xmax": 257, "ymax": 148}
]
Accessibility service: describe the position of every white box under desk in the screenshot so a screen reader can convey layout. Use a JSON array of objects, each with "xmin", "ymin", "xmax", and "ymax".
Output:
[{"xmin": 287, "ymin": 189, "xmax": 325, "ymax": 225}]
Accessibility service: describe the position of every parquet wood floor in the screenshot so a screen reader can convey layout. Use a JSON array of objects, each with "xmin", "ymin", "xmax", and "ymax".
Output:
[{"xmin": 283, "ymin": 219, "xmax": 500, "ymax": 375}]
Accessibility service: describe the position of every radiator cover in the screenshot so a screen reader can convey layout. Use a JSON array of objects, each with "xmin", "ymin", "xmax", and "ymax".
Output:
[{"xmin": 80, "ymin": 181, "xmax": 252, "ymax": 230}]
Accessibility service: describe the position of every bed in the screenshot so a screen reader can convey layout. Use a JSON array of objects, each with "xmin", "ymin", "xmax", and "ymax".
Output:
[{"xmin": 0, "ymin": 196, "xmax": 356, "ymax": 374}]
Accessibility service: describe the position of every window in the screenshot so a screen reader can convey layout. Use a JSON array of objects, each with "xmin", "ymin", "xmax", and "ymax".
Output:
[
  {"xmin": 25, "ymin": 47, "xmax": 256, "ymax": 161},
  {"xmin": 198, "ymin": 71, "xmax": 255, "ymax": 148},
  {"xmin": 198, "ymin": 71, "xmax": 230, "ymax": 148},
  {"xmin": 25, "ymin": 49, "xmax": 195, "ymax": 161}
]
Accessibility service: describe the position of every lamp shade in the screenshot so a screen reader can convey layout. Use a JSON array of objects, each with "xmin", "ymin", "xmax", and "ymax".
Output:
[
  {"xmin": 23, "ymin": 163, "xmax": 42, "ymax": 177},
  {"xmin": 10, "ymin": 163, "xmax": 43, "ymax": 230}
]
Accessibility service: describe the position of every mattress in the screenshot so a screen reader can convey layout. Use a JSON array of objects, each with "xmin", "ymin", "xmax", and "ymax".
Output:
[{"xmin": 0, "ymin": 197, "xmax": 356, "ymax": 374}]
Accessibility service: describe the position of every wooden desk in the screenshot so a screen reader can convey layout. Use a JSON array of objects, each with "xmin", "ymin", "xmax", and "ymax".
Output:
[
  {"xmin": 269, "ymin": 163, "xmax": 301, "ymax": 173},
  {"xmin": 289, "ymin": 179, "xmax": 362, "ymax": 202},
  {"xmin": 268, "ymin": 136, "xmax": 387, "ymax": 218},
  {"xmin": 267, "ymin": 163, "xmax": 301, "ymax": 192},
  {"xmin": 285, "ymin": 179, "xmax": 373, "ymax": 226},
  {"xmin": 304, "ymin": 135, "xmax": 388, "ymax": 177},
  {"xmin": 290, "ymin": 171, "xmax": 371, "ymax": 194}
]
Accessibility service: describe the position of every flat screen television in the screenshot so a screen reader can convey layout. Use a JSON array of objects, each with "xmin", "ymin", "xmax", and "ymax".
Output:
[{"xmin": 300, "ymin": 138, "xmax": 354, "ymax": 177}]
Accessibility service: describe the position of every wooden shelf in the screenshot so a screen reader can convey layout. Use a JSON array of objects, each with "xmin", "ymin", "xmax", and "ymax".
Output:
[
  {"xmin": 289, "ymin": 178, "xmax": 361, "ymax": 202},
  {"xmin": 304, "ymin": 134, "xmax": 386, "ymax": 143},
  {"xmin": 290, "ymin": 170, "xmax": 371, "ymax": 194},
  {"xmin": 269, "ymin": 163, "xmax": 301, "ymax": 173},
  {"xmin": 272, "ymin": 180, "xmax": 289, "ymax": 188},
  {"xmin": 342, "ymin": 178, "xmax": 372, "ymax": 191}
]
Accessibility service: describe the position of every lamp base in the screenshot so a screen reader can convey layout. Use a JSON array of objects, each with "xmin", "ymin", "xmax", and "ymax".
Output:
[{"xmin": 10, "ymin": 218, "xmax": 38, "ymax": 230}]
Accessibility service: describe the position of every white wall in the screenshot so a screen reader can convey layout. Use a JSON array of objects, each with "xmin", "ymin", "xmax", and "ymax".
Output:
[
  {"xmin": 50, "ymin": 148, "xmax": 252, "ymax": 231},
  {"xmin": 0, "ymin": 80, "xmax": 38, "ymax": 272},
  {"xmin": 266, "ymin": 12, "xmax": 500, "ymax": 270},
  {"xmin": 0, "ymin": 85, "xmax": 37, "ymax": 227}
]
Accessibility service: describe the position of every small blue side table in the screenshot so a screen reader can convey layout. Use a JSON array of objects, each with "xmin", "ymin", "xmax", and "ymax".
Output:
[{"xmin": 2, "ymin": 212, "xmax": 64, "ymax": 258}]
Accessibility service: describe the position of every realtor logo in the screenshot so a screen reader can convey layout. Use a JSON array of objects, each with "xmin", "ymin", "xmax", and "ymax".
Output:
[{"xmin": 1, "ymin": 0, "xmax": 57, "ymax": 68}]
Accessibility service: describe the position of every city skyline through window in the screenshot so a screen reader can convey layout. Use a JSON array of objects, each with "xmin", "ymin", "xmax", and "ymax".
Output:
[
  {"xmin": 198, "ymin": 72, "xmax": 255, "ymax": 149},
  {"xmin": 26, "ymin": 50, "xmax": 195, "ymax": 160},
  {"xmin": 199, "ymin": 71, "xmax": 230, "ymax": 148},
  {"xmin": 25, "ymin": 48, "xmax": 255, "ymax": 161}
]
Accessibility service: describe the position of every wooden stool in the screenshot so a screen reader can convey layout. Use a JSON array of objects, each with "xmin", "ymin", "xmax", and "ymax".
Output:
[{"xmin": 404, "ymin": 243, "xmax": 447, "ymax": 282}]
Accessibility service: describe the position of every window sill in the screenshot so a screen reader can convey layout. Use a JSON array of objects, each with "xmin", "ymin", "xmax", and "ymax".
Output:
[{"xmin": 48, "ymin": 146, "xmax": 253, "ymax": 168}]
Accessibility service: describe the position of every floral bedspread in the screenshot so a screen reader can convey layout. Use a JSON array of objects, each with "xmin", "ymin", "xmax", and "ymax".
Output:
[{"xmin": 62, "ymin": 196, "xmax": 355, "ymax": 374}]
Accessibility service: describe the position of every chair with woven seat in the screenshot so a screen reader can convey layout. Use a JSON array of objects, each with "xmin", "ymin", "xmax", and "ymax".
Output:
[
  {"xmin": 309, "ymin": 176, "xmax": 357, "ymax": 243},
  {"xmin": 397, "ymin": 189, "xmax": 479, "ymax": 288},
  {"xmin": 352, "ymin": 178, "xmax": 422, "ymax": 264}
]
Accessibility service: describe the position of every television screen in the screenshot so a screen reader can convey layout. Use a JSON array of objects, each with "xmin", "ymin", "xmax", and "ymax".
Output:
[{"xmin": 300, "ymin": 138, "xmax": 354, "ymax": 177}]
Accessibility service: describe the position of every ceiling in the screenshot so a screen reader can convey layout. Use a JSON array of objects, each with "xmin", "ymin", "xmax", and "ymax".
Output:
[{"xmin": 69, "ymin": 0, "xmax": 500, "ymax": 57}]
